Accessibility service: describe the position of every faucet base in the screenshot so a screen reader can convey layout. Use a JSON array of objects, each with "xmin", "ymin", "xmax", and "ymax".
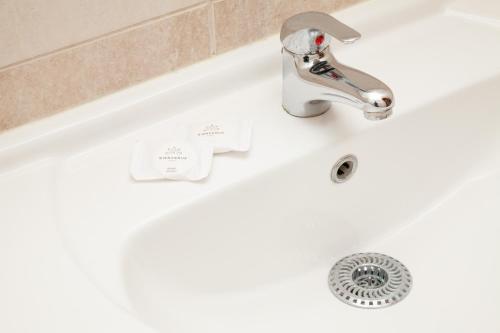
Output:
[{"xmin": 282, "ymin": 100, "xmax": 330, "ymax": 118}]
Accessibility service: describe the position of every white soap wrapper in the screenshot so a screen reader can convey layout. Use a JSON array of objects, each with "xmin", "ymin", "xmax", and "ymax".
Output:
[
  {"xmin": 190, "ymin": 120, "xmax": 252, "ymax": 154},
  {"xmin": 130, "ymin": 140, "xmax": 213, "ymax": 181}
]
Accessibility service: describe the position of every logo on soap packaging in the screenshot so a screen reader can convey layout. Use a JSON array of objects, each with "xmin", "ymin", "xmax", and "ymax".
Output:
[
  {"xmin": 158, "ymin": 146, "xmax": 188, "ymax": 161},
  {"xmin": 197, "ymin": 123, "xmax": 224, "ymax": 137}
]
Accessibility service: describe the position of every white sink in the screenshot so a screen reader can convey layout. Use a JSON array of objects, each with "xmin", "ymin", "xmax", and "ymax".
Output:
[{"xmin": 1, "ymin": 0, "xmax": 500, "ymax": 332}]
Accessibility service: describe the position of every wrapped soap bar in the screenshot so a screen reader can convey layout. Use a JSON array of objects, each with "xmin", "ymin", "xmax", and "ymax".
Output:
[
  {"xmin": 190, "ymin": 119, "xmax": 252, "ymax": 153},
  {"xmin": 130, "ymin": 139, "xmax": 213, "ymax": 181}
]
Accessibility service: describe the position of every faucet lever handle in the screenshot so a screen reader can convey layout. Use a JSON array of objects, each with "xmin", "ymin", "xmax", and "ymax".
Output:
[{"xmin": 280, "ymin": 11, "xmax": 361, "ymax": 55}]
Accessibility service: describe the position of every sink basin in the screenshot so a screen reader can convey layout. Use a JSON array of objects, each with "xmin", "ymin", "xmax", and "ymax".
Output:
[
  {"xmin": 1, "ymin": 0, "xmax": 500, "ymax": 332},
  {"xmin": 120, "ymin": 77, "xmax": 500, "ymax": 332}
]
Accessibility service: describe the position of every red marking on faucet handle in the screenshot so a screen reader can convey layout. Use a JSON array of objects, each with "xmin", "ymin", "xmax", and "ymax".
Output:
[{"xmin": 315, "ymin": 34, "xmax": 325, "ymax": 46}]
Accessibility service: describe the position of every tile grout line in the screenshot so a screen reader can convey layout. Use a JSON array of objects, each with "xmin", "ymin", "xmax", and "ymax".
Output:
[
  {"xmin": 208, "ymin": 0, "xmax": 217, "ymax": 55},
  {"xmin": 0, "ymin": 2, "xmax": 210, "ymax": 73}
]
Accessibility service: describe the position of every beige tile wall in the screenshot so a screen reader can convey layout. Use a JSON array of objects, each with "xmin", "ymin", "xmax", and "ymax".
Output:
[
  {"xmin": 0, "ymin": 0, "xmax": 363, "ymax": 132},
  {"xmin": 0, "ymin": 0, "xmax": 204, "ymax": 69}
]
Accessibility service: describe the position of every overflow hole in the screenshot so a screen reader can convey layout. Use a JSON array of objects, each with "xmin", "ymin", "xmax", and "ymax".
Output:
[{"xmin": 331, "ymin": 155, "xmax": 357, "ymax": 183}]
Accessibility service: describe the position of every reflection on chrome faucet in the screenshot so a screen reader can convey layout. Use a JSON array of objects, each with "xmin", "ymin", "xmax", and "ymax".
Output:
[{"xmin": 281, "ymin": 12, "xmax": 394, "ymax": 120}]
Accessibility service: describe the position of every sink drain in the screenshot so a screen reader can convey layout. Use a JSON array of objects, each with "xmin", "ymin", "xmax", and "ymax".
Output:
[{"xmin": 328, "ymin": 253, "xmax": 412, "ymax": 309}]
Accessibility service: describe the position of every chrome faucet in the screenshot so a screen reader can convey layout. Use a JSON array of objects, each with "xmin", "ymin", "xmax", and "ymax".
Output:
[{"xmin": 280, "ymin": 12, "xmax": 394, "ymax": 120}]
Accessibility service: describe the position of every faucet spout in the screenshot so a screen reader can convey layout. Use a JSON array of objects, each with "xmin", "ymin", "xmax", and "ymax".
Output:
[{"xmin": 282, "ymin": 49, "xmax": 394, "ymax": 119}]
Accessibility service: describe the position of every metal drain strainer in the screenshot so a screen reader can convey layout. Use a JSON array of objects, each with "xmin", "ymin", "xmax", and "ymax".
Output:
[{"xmin": 328, "ymin": 253, "xmax": 412, "ymax": 309}]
